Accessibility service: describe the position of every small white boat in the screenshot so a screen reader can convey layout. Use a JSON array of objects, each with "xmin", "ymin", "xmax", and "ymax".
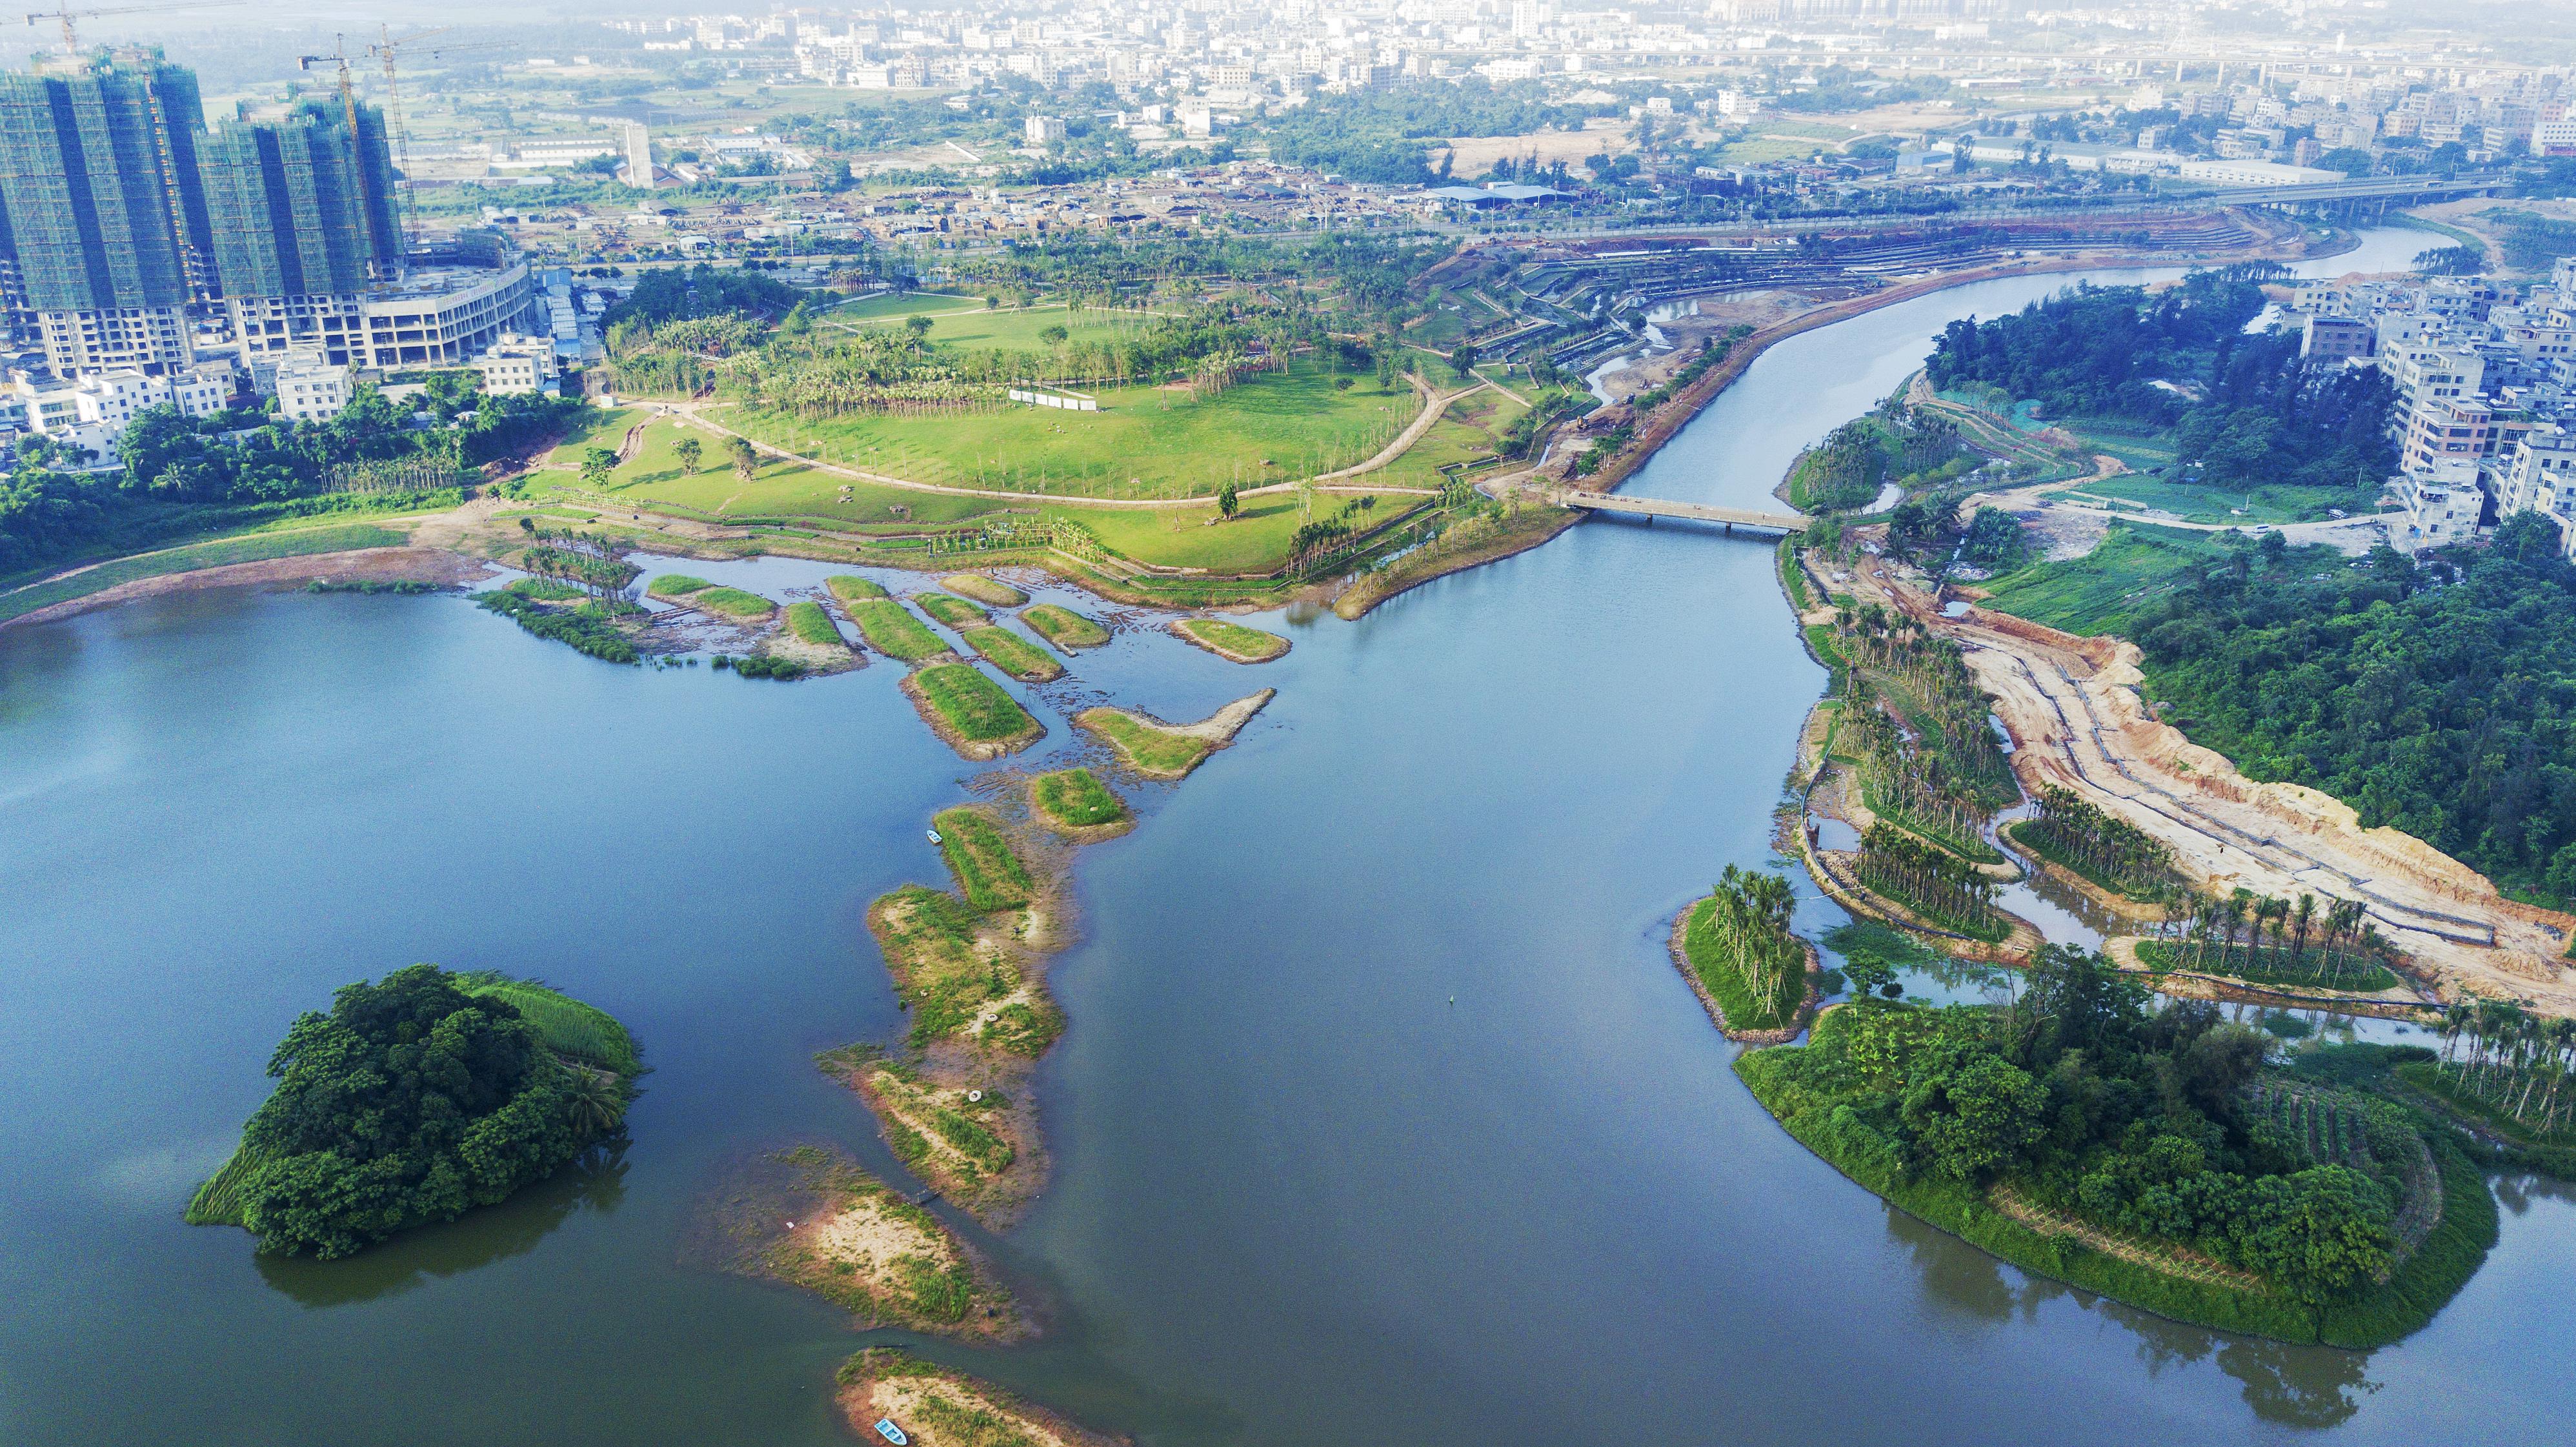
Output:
[
  {"xmin": 926, "ymin": 827, "xmax": 943, "ymax": 845},
  {"xmin": 873, "ymin": 1419, "xmax": 909, "ymax": 1445}
]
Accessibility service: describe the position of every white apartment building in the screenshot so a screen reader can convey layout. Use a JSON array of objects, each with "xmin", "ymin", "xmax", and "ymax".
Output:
[
  {"xmin": 2392, "ymin": 459, "xmax": 2482, "ymax": 551},
  {"xmin": 470, "ymin": 334, "xmax": 558, "ymax": 396},
  {"xmin": 35, "ymin": 305, "xmax": 192, "ymax": 379},
  {"xmin": 5, "ymin": 363, "xmax": 232, "ymax": 460},
  {"xmin": 2380, "ymin": 343, "xmax": 2488, "ymax": 469},
  {"xmin": 2496, "ymin": 425, "xmax": 2576, "ymax": 559},
  {"xmin": 274, "ymin": 351, "xmax": 354, "ymax": 423}
]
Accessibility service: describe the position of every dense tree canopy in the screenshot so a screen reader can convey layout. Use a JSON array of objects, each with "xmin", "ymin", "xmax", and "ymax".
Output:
[
  {"xmin": 1926, "ymin": 270, "xmax": 2395, "ymax": 494},
  {"xmin": 229, "ymin": 965, "xmax": 620, "ymax": 1259},
  {"xmin": 1786, "ymin": 946, "xmax": 2404, "ymax": 1307},
  {"xmin": 2126, "ymin": 516, "xmax": 2576, "ymax": 906}
]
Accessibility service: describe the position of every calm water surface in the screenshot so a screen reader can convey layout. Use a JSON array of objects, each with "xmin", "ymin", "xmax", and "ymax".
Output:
[{"xmin": 5, "ymin": 230, "xmax": 2561, "ymax": 1445}]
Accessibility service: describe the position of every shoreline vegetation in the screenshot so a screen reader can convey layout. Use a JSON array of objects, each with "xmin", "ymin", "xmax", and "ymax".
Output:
[
  {"xmin": 1171, "ymin": 616, "xmax": 1290, "ymax": 663},
  {"xmin": 1672, "ymin": 866, "xmax": 1816, "ymax": 1042},
  {"xmin": 1737, "ymin": 973, "xmax": 2497, "ymax": 1350},
  {"xmin": 1031, "ymin": 767, "xmax": 1132, "ymax": 840},
  {"xmin": 902, "ymin": 663, "xmax": 1045, "ymax": 760},
  {"xmin": 758, "ymin": 1145, "xmax": 1024, "ymax": 1339},
  {"xmin": 186, "ymin": 966, "xmax": 640, "ymax": 1259},
  {"xmin": 836, "ymin": 1348, "xmax": 1128, "ymax": 1447},
  {"xmin": 1074, "ymin": 688, "xmax": 1274, "ymax": 780},
  {"xmin": 1022, "ymin": 602, "xmax": 1111, "ymax": 651}
]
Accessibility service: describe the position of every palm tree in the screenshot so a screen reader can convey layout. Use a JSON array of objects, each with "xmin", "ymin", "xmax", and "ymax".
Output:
[
  {"xmin": 561, "ymin": 1066, "xmax": 627, "ymax": 1138},
  {"xmin": 2289, "ymin": 894, "xmax": 2317, "ymax": 968}
]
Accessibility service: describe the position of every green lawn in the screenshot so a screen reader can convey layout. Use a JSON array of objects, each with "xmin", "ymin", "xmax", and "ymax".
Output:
[
  {"xmin": 783, "ymin": 600, "xmax": 845, "ymax": 647},
  {"xmin": 959, "ymin": 626, "xmax": 1062, "ymax": 682},
  {"xmin": 834, "ymin": 301, "xmax": 1173, "ymax": 355},
  {"xmin": 0, "ymin": 522, "xmax": 408, "ymax": 625},
  {"xmin": 544, "ymin": 407, "xmax": 640, "ymax": 467},
  {"xmin": 1021, "ymin": 603, "xmax": 1109, "ymax": 651},
  {"xmin": 714, "ymin": 358, "xmax": 1419, "ymax": 501},
  {"xmin": 1176, "ymin": 617, "xmax": 1289, "ymax": 662},
  {"xmin": 1074, "ymin": 709, "xmax": 1212, "ymax": 777},
  {"xmin": 912, "ymin": 663, "xmax": 1038, "ymax": 744},
  {"xmin": 844, "ymin": 598, "xmax": 947, "ymax": 660},
  {"xmin": 931, "ymin": 807, "xmax": 1034, "ymax": 913},
  {"xmin": 940, "ymin": 572, "xmax": 1027, "ymax": 607},
  {"xmin": 914, "ymin": 592, "xmax": 989, "ymax": 627},
  {"xmin": 1032, "ymin": 767, "xmax": 1127, "ymax": 829},
  {"xmin": 826, "ymin": 574, "xmax": 889, "ymax": 602},
  {"xmin": 2073, "ymin": 473, "xmax": 2377, "ymax": 526},
  {"xmin": 831, "ymin": 290, "xmax": 988, "ymax": 321},
  {"xmin": 1372, "ymin": 387, "xmax": 1528, "ymax": 491},
  {"xmin": 1045, "ymin": 491, "xmax": 1413, "ymax": 572},
  {"xmin": 1974, "ymin": 523, "xmax": 2241, "ymax": 636},
  {"xmin": 649, "ymin": 575, "xmax": 776, "ymax": 618}
]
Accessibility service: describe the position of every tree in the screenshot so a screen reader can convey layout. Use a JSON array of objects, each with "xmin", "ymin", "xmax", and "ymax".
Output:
[
  {"xmin": 1217, "ymin": 478, "xmax": 1238, "ymax": 520},
  {"xmin": 729, "ymin": 435, "xmax": 760, "ymax": 481},
  {"xmin": 227, "ymin": 965, "xmax": 610, "ymax": 1259},
  {"xmin": 674, "ymin": 436, "xmax": 703, "ymax": 474},
  {"xmin": 579, "ymin": 447, "xmax": 619, "ymax": 490},
  {"xmin": 1451, "ymin": 344, "xmax": 1480, "ymax": 379},
  {"xmin": 904, "ymin": 314, "xmax": 935, "ymax": 341},
  {"xmin": 1902, "ymin": 1050, "xmax": 2048, "ymax": 1182}
]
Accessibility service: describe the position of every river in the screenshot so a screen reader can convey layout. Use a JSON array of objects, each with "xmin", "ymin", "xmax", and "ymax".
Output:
[{"xmin": 6, "ymin": 227, "xmax": 2565, "ymax": 1446}]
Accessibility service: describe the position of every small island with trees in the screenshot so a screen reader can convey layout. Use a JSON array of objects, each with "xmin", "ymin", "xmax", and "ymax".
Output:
[{"xmin": 186, "ymin": 965, "xmax": 640, "ymax": 1259}]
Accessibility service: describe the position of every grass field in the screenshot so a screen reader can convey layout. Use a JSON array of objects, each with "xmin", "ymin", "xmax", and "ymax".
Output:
[
  {"xmin": 1074, "ymin": 709, "xmax": 1211, "ymax": 777},
  {"xmin": 826, "ymin": 574, "xmax": 889, "ymax": 602},
  {"xmin": 845, "ymin": 598, "xmax": 947, "ymax": 660},
  {"xmin": 1032, "ymin": 767, "xmax": 1127, "ymax": 830},
  {"xmin": 914, "ymin": 592, "xmax": 989, "ymax": 627},
  {"xmin": 1974, "ymin": 523, "xmax": 2240, "ymax": 636},
  {"xmin": 833, "ymin": 300, "xmax": 1174, "ymax": 355},
  {"xmin": 931, "ymin": 807, "xmax": 1034, "ymax": 913},
  {"xmin": 1371, "ymin": 386, "xmax": 1529, "ymax": 491},
  {"xmin": 1021, "ymin": 603, "xmax": 1109, "ymax": 650},
  {"xmin": 716, "ymin": 358, "xmax": 1419, "ymax": 501},
  {"xmin": 463, "ymin": 976, "xmax": 644, "ymax": 1075},
  {"xmin": 0, "ymin": 522, "xmax": 409, "ymax": 625},
  {"xmin": 783, "ymin": 600, "xmax": 845, "ymax": 647},
  {"xmin": 1176, "ymin": 617, "xmax": 1289, "ymax": 662},
  {"xmin": 960, "ymin": 625, "xmax": 1063, "ymax": 682},
  {"xmin": 544, "ymin": 407, "xmax": 641, "ymax": 467},
  {"xmin": 940, "ymin": 572, "xmax": 1027, "ymax": 607},
  {"xmin": 649, "ymin": 574, "xmax": 776, "ymax": 618},
  {"xmin": 830, "ymin": 290, "xmax": 987, "ymax": 321},
  {"xmin": 2072, "ymin": 473, "xmax": 2379, "ymax": 525},
  {"xmin": 867, "ymin": 885, "xmax": 1060, "ymax": 1057},
  {"xmin": 911, "ymin": 663, "xmax": 1039, "ymax": 745}
]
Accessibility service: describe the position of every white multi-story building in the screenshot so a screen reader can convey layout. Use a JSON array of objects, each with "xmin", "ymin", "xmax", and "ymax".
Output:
[
  {"xmin": 470, "ymin": 334, "xmax": 558, "ymax": 396},
  {"xmin": 273, "ymin": 350, "xmax": 354, "ymax": 423},
  {"xmin": 5, "ymin": 362, "xmax": 233, "ymax": 460},
  {"xmin": 2496, "ymin": 424, "xmax": 2576, "ymax": 559},
  {"xmin": 2392, "ymin": 459, "xmax": 2482, "ymax": 551},
  {"xmin": 230, "ymin": 261, "xmax": 545, "ymax": 374}
]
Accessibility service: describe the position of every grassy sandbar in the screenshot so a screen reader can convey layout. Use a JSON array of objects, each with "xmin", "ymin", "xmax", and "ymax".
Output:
[
  {"xmin": 1021, "ymin": 602, "xmax": 1111, "ymax": 651},
  {"xmin": 1031, "ymin": 767, "xmax": 1131, "ymax": 837},
  {"xmin": 844, "ymin": 598, "xmax": 947, "ymax": 662},
  {"xmin": 914, "ymin": 592, "xmax": 989, "ymax": 627},
  {"xmin": 960, "ymin": 625, "xmax": 1064, "ymax": 682},
  {"xmin": 903, "ymin": 663, "xmax": 1043, "ymax": 759},
  {"xmin": 940, "ymin": 572, "xmax": 1028, "ymax": 607},
  {"xmin": 1173, "ymin": 616, "xmax": 1289, "ymax": 663},
  {"xmin": 931, "ymin": 807, "xmax": 1034, "ymax": 912}
]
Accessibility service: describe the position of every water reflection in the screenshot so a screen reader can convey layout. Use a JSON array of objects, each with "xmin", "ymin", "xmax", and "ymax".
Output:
[{"xmin": 252, "ymin": 1142, "xmax": 630, "ymax": 1309}]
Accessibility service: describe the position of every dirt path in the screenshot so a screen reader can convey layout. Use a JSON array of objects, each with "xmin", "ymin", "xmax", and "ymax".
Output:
[
  {"xmin": 1315, "ymin": 378, "xmax": 1474, "ymax": 482},
  {"xmin": 1837, "ymin": 549, "xmax": 2576, "ymax": 1014}
]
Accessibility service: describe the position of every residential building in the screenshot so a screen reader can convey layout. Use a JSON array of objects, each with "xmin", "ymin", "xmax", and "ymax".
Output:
[
  {"xmin": 198, "ymin": 103, "xmax": 403, "ymax": 301},
  {"xmin": 0, "ymin": 50, "xmax": 216, "ymax": 376},
  {"xmin": 2392, "ymin": 459, "xmax": 2482, "ymax": 551},
  {"xmin": 470, "ymin": 333, "xmax": 557, "ymax": 395},
  {"xmin": 272, "ymin": 349, "xmax": 352, "ymax": 421},
  {"xmin": 2496, "ymin": 424, "xmax": 2576, "ymax": 558}
]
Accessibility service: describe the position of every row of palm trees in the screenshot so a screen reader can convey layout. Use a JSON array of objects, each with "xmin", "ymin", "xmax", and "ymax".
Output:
[
  {"xmin": 1701, "ymin": 864, "xmax": 1806, "ymax": 1026},
  {"xmin": 1857, "ymin": 823, "xmax": 2003, "ymax": 938},
  {"xmin": 2025, "ymin": 784, "xmax": 2175, "ymax": 896},
  {"xmin": 1833, "ymin": 603, "xmax": 2015, "ymax": 805},
  {"xmin": 1847, "ymin": 704, "xmax": 1992, "ymax": 859},
  {"xmin": 2435, "ymin": 1000, "xmax": 2576, "ymax": 1137},
  {"xmin": 2169, "ymin": 887, "xmax": 2380, "ymax": 984}
]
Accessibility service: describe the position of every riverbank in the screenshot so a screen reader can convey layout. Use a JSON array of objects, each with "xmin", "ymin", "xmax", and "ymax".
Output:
[{"xmin": 837, "ymin": 1348, "xmax": 1127, "ymax": 1447}]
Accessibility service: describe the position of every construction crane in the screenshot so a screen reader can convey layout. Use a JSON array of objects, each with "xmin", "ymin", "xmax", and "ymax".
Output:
[
  {"xmin": 297, "ymin": 35, "xmax": 394, "ymax": 281},
  {"xmin": 24, "ymin": 1, "xmax": 237, "ymax": 54},
  {"xmin": 366, "ymin": 25, "xmax": 448, "ymax": 258}
]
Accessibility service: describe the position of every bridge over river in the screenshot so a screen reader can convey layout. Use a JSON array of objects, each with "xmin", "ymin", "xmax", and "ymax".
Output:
[{"xmin": 1562, "ymin": 490, "xmax": 1807, "ymax": 534}]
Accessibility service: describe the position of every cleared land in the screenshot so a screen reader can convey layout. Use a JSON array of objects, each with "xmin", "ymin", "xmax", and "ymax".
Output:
[
  {"xmin": 762, "ymin": 1147, "xmax": 1017, "ymax": 1338},
  {"xmin": 836, "ymin": 1348, "xmax": 1123, "ymax": 1447},
  {"xmin": 1172, "ymin": 616, "xmax": 1289, "ymax": 663},
  {"xmin": 1031, "ymin": 767, "xmax": 1131, "ymax": 837},
  {"xmin": 903, "ymin": 663, "xmax": 1043, "ymax": 760},
  {"xmin": 867, "ymin": 884, "xmax": 1061, "ymax": 1058},
  {"xmin": 1021, "ymin": 602, "xmax": 1110, "ymax": 651},
  {"xmin": 1074, "ymin": 689, "xmax": 1273, "ymax": 780},
  {"xmin": 959, "ymin": 625, "xmax": 1063, "ymax": 682},
  {"xmin": 844, "ymin": 598, "xmax": 947, "ymax": 661},
  {"xmin": 940, "ymin": 572, "xmax": 1027, "ymax": 607}
]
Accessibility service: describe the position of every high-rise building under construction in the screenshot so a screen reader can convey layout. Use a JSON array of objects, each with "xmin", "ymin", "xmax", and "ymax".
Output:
[
  {"xmin": 0, "ymin": 50, "xmax": 216, "ymax": 376},
  {"xmin": 199, "ymin": 101, "xmax": 403, "ymax": 299}
]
